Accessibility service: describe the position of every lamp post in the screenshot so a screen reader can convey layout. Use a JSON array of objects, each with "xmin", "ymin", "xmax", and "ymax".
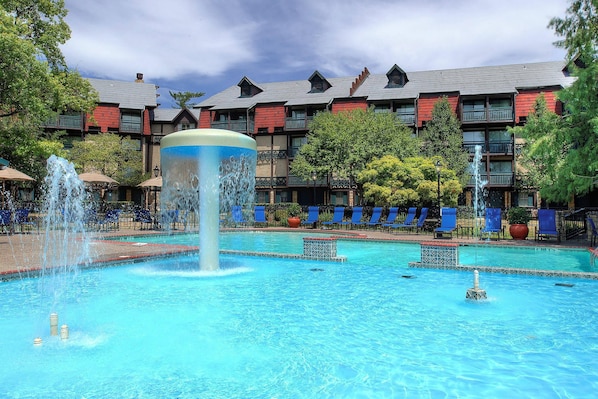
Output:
[
  {"xmin": 435, "ymin": 160, "xmax": 441, "ymax": 214},
  {"xmin": 153, "ymin": 165, "xmax": 160, "ymax": 214},
  {"xmin": 311, "ymin": 170, "xmax": 317, "ymax": 205}
]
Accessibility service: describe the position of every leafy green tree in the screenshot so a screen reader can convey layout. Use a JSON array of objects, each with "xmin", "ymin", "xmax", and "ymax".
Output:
[
  {"xmin": 291, "ymin": 108, "xmax": 420, "ymax": 197},
  {"xmin": 513, "ymin": 0, "xmax": 598, "ymax": 203},
  {"xmin": 0, "ymin": 0, "xmax": 98, "ymax": 179},
  {"xmin": 357, "ymin": 155, "xmax": 461, "ymax": 207},
  {"xmin": 169, "ymin": 90, "xmax": 205, "ymax": 109},
  {"xmin": 509, "ymin": 95, "xmax": 567, "ymax": 202},
  {"xmin": 420, "ymin": 96, "xmax": 469, "ymax": 184},
  {"xmin": 69, "ymin": 134, "xmax": 143, "ymax": 186}
]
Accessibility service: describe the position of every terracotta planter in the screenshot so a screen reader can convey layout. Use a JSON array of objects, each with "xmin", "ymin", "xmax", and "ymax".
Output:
[
  {"xmin": 509, "ymin": 224, "xmax": 529, "ymax": 240},
  {"xmin": 287, "ymin": 217, "xmax": 301, "ymax": 228}
]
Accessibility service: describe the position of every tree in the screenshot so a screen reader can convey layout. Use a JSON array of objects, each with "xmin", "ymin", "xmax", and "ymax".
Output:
[
  {"xmin": 69, "ymin": 134, "xmax": 143, "ymax": 186},
  {"xmin": 0, "ymin": 0, "xmax": 98, "ymax": 179},
  {"xmin": 169, "ymin": 90, "xmax": 205, "ymax": 109},
  {"xmin": 357, "ymin": 155, "xmax": 462, "ymax": 207},
  {"xmin": 420, "ymin": 96, "xmax": 470, "ymax": 184},
  {"xmin": 514, "ymin": 0, "xmax": 598, "ymax": 203},
  {"xmin": 509, "ymin": 95, "xmax": 568, "ymax": 202},
  {"xmin": 291, "ymin": 108, "xmax": 420, "ymax": 198}
]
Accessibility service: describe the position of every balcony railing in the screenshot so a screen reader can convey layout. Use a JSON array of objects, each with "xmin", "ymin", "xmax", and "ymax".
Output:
[
  {"xmin": 462, "ymin": 107, "xmax": 513, "ymax": 122},
  {"xmin": 285, "ymin": 116, "xmax": 313, "ymax": 130},
  {"xmin": 464, "ymin": 141, "xmax": 513, "ymax": 154},
  {"xmin": 396, "ymin": 113, "xmax": 415, "ymax": 125},
  {"xmin": 255, "ymin": 177, "xmax": 287, "ymax": 188},
  {"xmin": 463, "ymin": 142, "xmax": 486, "ymax": 153},
  {"xmin": 120, "ymin": 122, "xmax": 142, "ymax": 133},
  {"xmin": 44, "ymin": 114, "xmax": 84, "ymax": 130},
  {"xmin": 211, "ymin": 120, "xmax": 254, "ymax": 134},
  {"xmin": 257, "ymin": 150, "xmax": 287, "ymax": 161},
  {"xmin": 488, "ymin": 141, "xmax": 513, "ymax": 154},
  {"xmin": 468, "ymin": 173, "xmax": 513, "ymax": 186}
]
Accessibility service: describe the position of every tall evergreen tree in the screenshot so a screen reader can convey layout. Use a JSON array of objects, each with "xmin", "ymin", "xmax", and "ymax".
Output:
[
  {"xmin": 419, "ymin": 96, "xmax": 469, "ymax": 184},
  {"xmin": 514, "ymin": 0, "xmax": 598, "ymax": 203},
  {"xmin": 169, "ymin": 90, "xmax": 205, "ymax": 109}
]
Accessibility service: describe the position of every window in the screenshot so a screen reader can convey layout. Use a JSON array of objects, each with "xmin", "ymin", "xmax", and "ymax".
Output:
[
  {"xmin": 121, "ymin": 110, "xmax": 142, "ymax": 133},
  {"xmin": 373, "ymin": 104, "xmax": 390, "ymax": 113},
  {"xmin": 290, "ymin": 136, "xmax": 307, "ymax": 157},
  {"xmin": 177, "ymin": 122, "xmax": 196, "ymax": 131},
  {"xmin": 490, "ymin": 161, "xmax": 512, "ymax": 173},
  {"xmin": 463, "ymin": 131, "xmax": 485, "ymax": 143}
]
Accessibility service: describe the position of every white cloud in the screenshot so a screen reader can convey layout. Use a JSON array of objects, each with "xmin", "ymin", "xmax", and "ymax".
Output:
[{"xmin": 61, "ymin": 0, "xmax": 569, "ymax": 100}]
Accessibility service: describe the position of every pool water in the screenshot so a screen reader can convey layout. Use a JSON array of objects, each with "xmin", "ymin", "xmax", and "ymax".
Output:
[
  {"xmin": 115, "ymin": 232, "xmax": 595, "ymax": 273},
  {"xmin": 1, "ymin": 233, "xmax": 597, "ymax": 398}
]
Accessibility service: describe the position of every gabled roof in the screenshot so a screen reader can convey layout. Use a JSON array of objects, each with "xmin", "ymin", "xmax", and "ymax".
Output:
[
  {"xmin": 153, "ymin": 107, "xmax": 199, "ymax": 123},
  {"xmin": 196, "ymin": 61, "xmax": 574, "ymax": 110},
  {"xmin": 87, "ymin": 78, "xmax": 158, "ymax": 110}
]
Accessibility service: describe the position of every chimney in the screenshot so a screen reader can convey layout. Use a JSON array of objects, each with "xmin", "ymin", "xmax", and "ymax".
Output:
[
  {"xmin": 349, "ymin": 67, "xmax": 370, "ymax": 96},
  {"xmin": 135, "ymin": 73, "xmax": 144, "ymax": 83}
]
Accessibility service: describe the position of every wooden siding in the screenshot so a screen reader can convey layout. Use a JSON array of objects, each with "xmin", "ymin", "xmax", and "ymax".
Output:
[
  {"xmin": 331, "ymin": 98, "xmax": 367, "ymax": 113},
  {"xmin": 198, "ymin": 109, "xmax": 212, "ymax": 128},
  {"xmin": 515, "ymin": 89, "xmax": 561, "ymax": 123},
  {"xmin": 86, "ymin": 104, "xmax": 120, "ymax": 132},
  {"xmin": 254, "ymin": 104, "xmax": 286, "ymax": 132}
]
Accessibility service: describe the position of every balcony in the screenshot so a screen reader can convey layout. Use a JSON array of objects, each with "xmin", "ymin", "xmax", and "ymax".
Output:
[
  {"xmin": 463, "ymin": 142, "xmax": 486, "ymax": 153},
  {"xmin": 468, "ymin": 173, "xmax": 513, "ymax": 186},
  {"xmin": 464, "ymin": 141, "xmax": 513, "ymax": 154},
  {"xmin": 396, "ymin": 112, "xmax": 415, "ymax": 125},
  {"xmin": 211, "ymin": 120, "xmax": 254, "ymax": 134},
  {"xmin": 462, "ymin": 107, "xmax": 513, "ymax": 123},
  {"xmin": 255, "ymin": 177, "xmax": 287, "ymax": 188},
  {"xmin": 488, "ymin": 141, "xmax": 513, "ymax": 154},
  {"xmin": 120, "ymin": 122, "xmax": 142, "ymax": 134},
  {"xmin": 44, "ymin": 114, "xmax": 84, "ymax": 130},
  {"xmin": 285, "ymin": 116, "xmax": 313, "ymax": 130}
]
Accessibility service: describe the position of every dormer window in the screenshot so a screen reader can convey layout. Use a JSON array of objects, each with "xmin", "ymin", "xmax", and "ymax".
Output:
[
  {"xmin": 308, "ymin": 71, "xmax": 331, "ymax": 93},
  {"xmin": 385, "ymin": 64, "xmax": 408, "ymax": 88},
  {"xmin": 237, "ymin": 76, "xmax": 263, "ymax": 98}
]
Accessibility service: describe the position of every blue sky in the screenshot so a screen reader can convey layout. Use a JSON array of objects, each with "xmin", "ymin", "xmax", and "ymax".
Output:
[{"xmin": 61, "ymin": 0, "xmax": 570, "ymax": 108}]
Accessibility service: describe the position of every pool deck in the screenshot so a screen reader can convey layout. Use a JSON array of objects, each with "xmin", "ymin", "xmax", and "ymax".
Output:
[{"xmin": 0, "ymin": 226, "xmax": 591, "ymax": 278}]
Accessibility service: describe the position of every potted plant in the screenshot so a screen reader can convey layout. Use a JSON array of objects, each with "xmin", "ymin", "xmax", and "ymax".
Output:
[
  {"xmin": 507, "ymin": 207, "xmax": 531, "ymax": 240},
  {"xmin": 286, "ymin": 203, "xmax": 302, "ymax": 228}
]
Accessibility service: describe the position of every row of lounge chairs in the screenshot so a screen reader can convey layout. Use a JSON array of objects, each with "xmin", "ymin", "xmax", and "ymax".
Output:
[{"xmin": 230, "ymin": 205, "xmax": 564, "ymax": 243}]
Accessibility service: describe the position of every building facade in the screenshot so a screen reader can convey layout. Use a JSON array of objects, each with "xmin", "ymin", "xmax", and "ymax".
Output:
[
  {"xmin": 45, "ymin": 63, "xmax": 574, "ymax": 208},
  {"xmin": 195, "ymin": 61, "xmax": 574, "ymax": 207}
]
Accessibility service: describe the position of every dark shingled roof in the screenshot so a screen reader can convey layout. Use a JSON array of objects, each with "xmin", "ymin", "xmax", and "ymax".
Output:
[{"xmin": 196, "ymin": 61, "xmax": 574, "ymax": 110}]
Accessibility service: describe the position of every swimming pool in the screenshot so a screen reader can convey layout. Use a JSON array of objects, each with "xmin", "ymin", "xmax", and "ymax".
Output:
[
  {"xmin": 2, "ymin": 233, "xmax": 597, "ymax": 398},
  {"xmin": 113, "ymin": 231, "xmax": 596, "ymax": 274}
]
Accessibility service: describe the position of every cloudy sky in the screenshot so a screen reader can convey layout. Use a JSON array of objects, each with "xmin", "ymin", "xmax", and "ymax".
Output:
[{"xmin": 61, "ymin": 0, "xmax": 570, "ymax": 108}]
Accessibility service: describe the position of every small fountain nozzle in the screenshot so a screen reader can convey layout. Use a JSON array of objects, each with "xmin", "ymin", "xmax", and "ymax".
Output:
[{"xmin": 466, "ymin": 269, "xmax": 487, "ymax": 300}]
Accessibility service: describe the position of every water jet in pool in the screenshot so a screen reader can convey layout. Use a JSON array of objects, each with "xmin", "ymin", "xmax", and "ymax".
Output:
[{"xmin": 160, "ymin": 128, "xmax": 257, "ymax": 271}]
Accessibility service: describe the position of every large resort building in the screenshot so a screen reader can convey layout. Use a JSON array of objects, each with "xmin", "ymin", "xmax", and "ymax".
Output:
[{"xmin": 46, "ymin": 62, "xmax": 576, "ymax": 208}]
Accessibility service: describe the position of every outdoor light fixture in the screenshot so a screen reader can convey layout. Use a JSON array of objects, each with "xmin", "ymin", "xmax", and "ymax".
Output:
[{"xmin": 153, "ymin": 165, "xmax": 160, "ymax": 178}]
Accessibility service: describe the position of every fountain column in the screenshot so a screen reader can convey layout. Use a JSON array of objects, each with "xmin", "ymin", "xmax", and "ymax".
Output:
[{"xmin": 161, "ymin": 129, "xmax": 257, "ymax": 271}]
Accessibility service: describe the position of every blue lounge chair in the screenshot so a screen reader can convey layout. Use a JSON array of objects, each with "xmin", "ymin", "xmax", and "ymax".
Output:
[
  {"xmin": 0, "ymin": 209, "xmax": 13, "ymax": 234},
  {"xmin": 14, "ymin": 208, "xmax": 37, "ymax": 233},
  {"xmin": 588, "ymin": 217, "xmax": 598, "ymax": 247},
  {"xmin": 381, "ymin": 207, "xmax": 400, "ymax": 227},
  {"xmin": 341, "ymin": 206, "xmax": 363, "ymax": 229},
  {"xmin": 388, "ymin": 207, "xmax": 417, "ymax": 231},
  {"xmin": 536, "ymin": 209, "xmax": 560, "ymax": 242},
  {"xmin": 231, "ymin": 205, "xmax": 248, "ymax": 226},
  {"xmin": 134, "ymin": 209, "xmax": 153, "ymax": 230},
  {"xmin": 412, "ymin": 207, "xmax": 429, "ymax": 233},
  {"xmin": 97, "ymin": 209, "xmax": 121, "ymax": 231},
  {"xmin": 363, "ymin": 207, "xmax": 383, "ymax": 228},
  {"xmin": 480, "ymin": 208, "xmax": 503, "ymax": 240},
  {"xmin": 254, "ymin": 206, "xmax": 268, "ymax": 226},
  {"xmin": 301, "ymin": 206, "xmax": 319, "ymax": 228},
  {"xmin": 434, "ymin": 207, "xmax": 457, "ymax": 238},
  {"xmin": 322, "ymin": 207, "xmax": 345, "ymax": 228}
]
